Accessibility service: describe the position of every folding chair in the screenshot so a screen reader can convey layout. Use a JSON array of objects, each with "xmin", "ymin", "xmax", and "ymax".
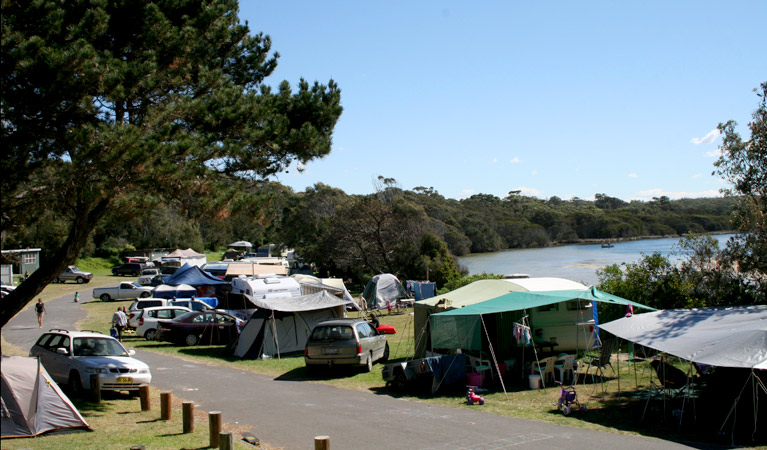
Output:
[
  {"xmin": 649, "ymin": 359, "xmax": 694, "ymax": 398},
  {"xmin": 584, "ymin": 339, "xmax": 615, "ymax": 383}
]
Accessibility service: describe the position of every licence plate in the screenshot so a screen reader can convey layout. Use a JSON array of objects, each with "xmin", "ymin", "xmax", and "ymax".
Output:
[
  {"xmin": 324, "ymin": 348, "xmax": 338, "ymax": 355},
  {"xmin": 116, "ymin": 377, "xmax": 133, "ymax": 383}
]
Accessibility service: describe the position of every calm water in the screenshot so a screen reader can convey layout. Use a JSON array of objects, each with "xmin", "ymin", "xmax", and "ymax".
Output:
[{"xmin": 457, "ymin": 234, "xmax": 734, "ymax": 286}]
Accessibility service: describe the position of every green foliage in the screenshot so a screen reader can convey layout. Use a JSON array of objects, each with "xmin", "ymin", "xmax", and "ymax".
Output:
[
  {"xmin": 598, "ymin": 234, "xmax": 765, "ymax": 308},
  {"xmin": 714, "ymin": 82, "xmax": 767, "ymax": 289}
]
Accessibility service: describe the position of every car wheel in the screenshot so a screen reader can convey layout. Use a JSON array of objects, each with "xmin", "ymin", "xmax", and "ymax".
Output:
[
  {"xmin": 140, "ymin": 291, "xmax": 150, "ymax": 298},
  {"xmin": 68, "ymin": 370, "xmax": 83, "ymax": 395},
  {"xmin": 100, "ymin": 293, "xmax": 111, "ymax": 302},
  {"xmin": 132, "ymin": 271, "xmax": 139, "ymax": 277},
  {"xmin": 55, "ymin": 278, "xmax": 61, "ymax": 283},
  {"xmin": 76, "ymin": 277, "xmax": 85, "ymax": 284},
  {"xmin": 185, "ymin": 333, "xmax": 199, "ymax": 346},
  {"xmin": 364, "ymin": 352, "xmax": 373, "ymax": 372},
  {"xmin": 381, "ymin": 342, "xmax": 390, "ymax": 363},
  {"xmin": 144, "ymin": 329, "xmax": 157, "ymax": 341},
  {"xmin": 393, "ymin": 369, "xmax": 407, "ymax": 391}
]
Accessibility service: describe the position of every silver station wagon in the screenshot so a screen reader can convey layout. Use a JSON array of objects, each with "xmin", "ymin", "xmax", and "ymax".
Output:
[{"xmin": 304, "ymin": 318, "xmax": 389, "ymax": 372}]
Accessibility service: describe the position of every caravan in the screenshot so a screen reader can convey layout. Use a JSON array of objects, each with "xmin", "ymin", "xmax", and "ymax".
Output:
[{"xmin": 231, "ymin": 275, "xmax": 301, "ymax": 304}]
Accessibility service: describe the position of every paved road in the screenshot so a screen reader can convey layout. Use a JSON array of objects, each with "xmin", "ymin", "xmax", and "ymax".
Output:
[{"xmin": 2, "ymin": 291, "xmax": 704, "ymax": 449}]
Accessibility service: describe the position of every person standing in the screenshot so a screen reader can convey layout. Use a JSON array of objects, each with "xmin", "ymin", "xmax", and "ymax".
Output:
[
  {"xmin": 35, "ymin": 298, "xmax": 46, "ymax": 328},
  {"xmin": 112, "ymin": 307, "xmax": 128, "ymax": 342},
  {"xmin": 74, "ymin": 291, "xmax": 79, "ymax": 303}
]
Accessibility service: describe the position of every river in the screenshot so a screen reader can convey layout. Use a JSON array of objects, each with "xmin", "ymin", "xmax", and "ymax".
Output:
[{"xmin": 456, "ymin": 234, "xmax": 735, "ymax": 286}]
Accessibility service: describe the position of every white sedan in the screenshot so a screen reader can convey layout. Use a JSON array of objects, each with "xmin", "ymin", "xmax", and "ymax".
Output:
[
  {"xmin": 135, "ymin": 306, "xmax": 191, "ymax": 340},
  {"xmin": 29, "ymin": 330, "xmax": 151, "ymax": 393}
]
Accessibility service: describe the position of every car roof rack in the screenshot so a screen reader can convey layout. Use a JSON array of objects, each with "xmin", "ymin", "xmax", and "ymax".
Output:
[{"xmin": 48, "ymin": 328, "xmax": 70, "ymax": 333}]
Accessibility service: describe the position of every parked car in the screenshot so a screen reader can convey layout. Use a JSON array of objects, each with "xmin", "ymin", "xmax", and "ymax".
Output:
[
  {"xmin": 93, "ymin": 282, "xmax": 154, "ymax": 302},
  {"xmin": 111, "ymin": 263, "xmax": 145, "ymax": 277},
  {"xmin": 29, "ymin": 329, "xmax": 151, "ymax": 394},
  {"xmin": 156, "ymin": 310, "xmax": 244, "ymax": 346},
  {"xmin": 55, "ymin": 265, "xmax": 93, "ymax": 284},
  {"xmin": 138, "ymin": 268, "xmax": 160, "ymax": 286},
  {"xmin": 169, "ymin": 299, "xmax": 214, "ymax": 312},
  {"xmin": 304, "ymin": 318, "xmax": 389, "ymax": 372},
  {"xmin": 127, "ymin": 298, "xmax": 174, "ymax": 328},
  {"xmin": 160, "ymin": 265, "xmax": 180, "ymax": 275},
  {"xmin": 134, "ymin": 306, "xmax": 192, "ymax": 340}
]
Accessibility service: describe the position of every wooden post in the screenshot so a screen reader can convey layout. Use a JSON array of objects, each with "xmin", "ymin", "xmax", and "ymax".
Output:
[
  {"xmin": 182, "ymin": 402, "xmax": 194, "ymax": 433},
  {"xmin": 315, "ymin": 435, "xmax": 330, "ymax": 450},
  {"xmin": 219, "ymin": 431, "xmax": 234, "ymax": 450},
  {"xmin": 90, "ymin": 374, "xmax": 101, "ymax": 403},
  {"xmin": 160, "ymin": 392, "xmax": 172, "ymax": 420},
  {"xmin": 139, "ymin": 385, "xmax": 151, "ymax": 411},
  {"xmin": 209, "ymin": 411, "xmax": 222, "ymax": 448}
]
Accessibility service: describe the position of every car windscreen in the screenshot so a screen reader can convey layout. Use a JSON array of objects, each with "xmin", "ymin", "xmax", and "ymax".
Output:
[
  {"xmin": 310, "ymin": 325, "xmax": 354, "ymax": 341},
  {"xmin": 73, "ymin": 337, "xmax": 129, "ymax": 356}
]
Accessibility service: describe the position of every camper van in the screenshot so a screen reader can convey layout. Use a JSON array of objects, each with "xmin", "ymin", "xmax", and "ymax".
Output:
[{"xmin": 231, "ymin": 275, "xmax": 301, "ymax": 300}]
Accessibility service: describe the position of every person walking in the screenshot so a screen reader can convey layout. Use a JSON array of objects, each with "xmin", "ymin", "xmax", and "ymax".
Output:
[
  {"xmin": 112, "ymin": 307, "xmax": 128, "ymax": 342},
  {"xmin": 74, "ymin": 291, "xmax": 79, "ymax": 303},
  {"xmin": 35, "ymin": 298, "xmax": 46, "ymax": 328}
]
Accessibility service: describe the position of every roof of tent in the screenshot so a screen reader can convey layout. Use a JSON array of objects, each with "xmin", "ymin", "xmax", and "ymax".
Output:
[
  {"xmin": 430, "ymin": 287, "xmax": 655, "ymax": 349},
  {"xmin": 228, "ymin": 241, "xmax": 253, "ymax": 248},
  {"xmin": 419, "ymin": 278, "xmax": 588, "ymax": 309},
  {"xmin": 247, "ymin": 290, "xmax": 353, "ymax": 312},
  {"xmin": 226, "ymin": 263, "xmax": 287, "ymax": 277},
  {"xmin": 599, "ymin": 306, "xmax": 767, "ymax": 369},
  {"xmin": 164, "ymin": 263, "xmax": 228, "ymax": 286},
  {"xmin": 165, "ymin": 248, "xmax": 205, "ymax": 258}
]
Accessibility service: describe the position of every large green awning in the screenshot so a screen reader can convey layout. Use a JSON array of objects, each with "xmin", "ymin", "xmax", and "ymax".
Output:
[{"xmin": 429, "ymin": 287, "xmax": 654, "ymax": 350}]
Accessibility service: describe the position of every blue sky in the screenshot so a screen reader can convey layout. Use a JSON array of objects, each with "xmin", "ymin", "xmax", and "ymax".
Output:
[{"xmin": 240, "ymin": 1, "xmax": 766, "ymax": 201}]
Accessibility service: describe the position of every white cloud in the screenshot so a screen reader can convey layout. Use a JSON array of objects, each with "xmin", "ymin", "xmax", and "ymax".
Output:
[
  {"xmin": 531, "ymin": 170, "xmax": 538, "ymax": 176},
  {"xmin": 491, "ymin": 157, "xmax": 498, "ymax": 164},
  {"xmin": 514, "ymin": 186, "xmax": 542, "ymax": 197},
  {"xmin": 456, "ymin": 189, "xmax": 476, "ymax": 199},
  {"xmin": 628, "ymin": 173, "xmax": 638, "ymax": 179},
  {"xmin": 705, "ymin": 148, "xmax": 723, "ymax": 158},
  {"xmin": 690, "ymin": 129, "xmax": 720, "ymax": 145},
  {"xmin": 631, "ymin": 188, "xmax": 722, "ymax": 201},
  {"xmin": 509, "ymin": 157, "xmax": 521, "ymax": 164},
  {"xmin": 692, "ymin": 173, "xmax": 704, "ymax": 179}
]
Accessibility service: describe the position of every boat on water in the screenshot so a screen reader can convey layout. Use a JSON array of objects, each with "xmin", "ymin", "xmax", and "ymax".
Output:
[{"xmin": 601, "ymin": 242, "xmax": 614, "ymax": 248}]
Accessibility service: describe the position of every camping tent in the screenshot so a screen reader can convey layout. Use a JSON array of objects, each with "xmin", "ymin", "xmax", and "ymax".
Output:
[
  {"xmin": 1, "ymin": 355, "xmax": 89, "ymax": 438},
  {"xmin": 233, "ymin": 291, "xmax": 352, "ymax": 359},
  {"xmin": 163, "ymin": 263, "xmax": 228, "ymax": 287},
  {"xmin": 414, "ymin": 278, "xmax": 592, "ymax": 356},
  {"xmin": 599, "ymin": 306, "xmax": 767, "ymax": 370},
  {"xmin": 427, "ymin": 285, "xmax": 653, "ymax": 352},
  {"xmin": 361, "ymin": 273, "xmax": 408, "ymax": 310}
]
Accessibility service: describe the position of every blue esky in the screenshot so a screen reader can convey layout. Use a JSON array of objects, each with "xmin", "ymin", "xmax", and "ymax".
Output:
[{"xmin": 240, "ymin": 1, "xmax": 766, "ymax": 201}]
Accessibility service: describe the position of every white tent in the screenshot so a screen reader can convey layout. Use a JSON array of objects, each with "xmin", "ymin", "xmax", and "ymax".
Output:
[
  {"xmin": 1, "ymin": 356, "xmax": 89, "ymax": 438},
  {"xmin": 163, "ymin": 248, "xmax": 207, "ymax": 267},
  {"xmin": 233, "ymin": 291, "xmax": 352, "ymax": 359},
  {"xmin": 599, "ymin": 305, "xmax": 767, "ymax": 369}
]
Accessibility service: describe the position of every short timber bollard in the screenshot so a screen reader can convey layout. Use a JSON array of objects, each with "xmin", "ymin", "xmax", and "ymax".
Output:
[
  {"xmin": 160, "ymin": 392, "xmax": 172, "ymax": 420},
  {"xmin": 129, "ymin": 446, "xmax": 146, "ymax": 450},
  {"xmin": 90, "ymin": 374, "xmax": 101, "ymax": 403},
  {"xmin": 209, "ymin": 411, "xmax": 222, "ymax": 448},
  {"xmin": 315, "ymin": 435, "xmax": 330, "ymax": 450},
  {"xmin": 139, "ymin": 385, "xmax": 151, "ymax": 411},
  {"xmin": 182, "ymin": 402, "xmax": 194, "ymax": 433},
  {"xmin": 219, "ymin": 431, "xmax": 234, "ymax": 450}
]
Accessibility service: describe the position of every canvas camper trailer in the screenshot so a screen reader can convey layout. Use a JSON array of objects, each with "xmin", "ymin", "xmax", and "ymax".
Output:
[{"xmin": 414, "ymin": 278, "xmax": 598, "ymax": 357}]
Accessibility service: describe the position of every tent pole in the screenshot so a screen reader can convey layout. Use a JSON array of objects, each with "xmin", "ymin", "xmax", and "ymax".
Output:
[{"xmin": 479, "ymin": 314, "xmax": 508, "ymax": 400}]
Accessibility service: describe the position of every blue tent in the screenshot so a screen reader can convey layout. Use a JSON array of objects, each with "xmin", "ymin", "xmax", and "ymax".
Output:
[{"xmin": 163, "ymin": 263, "xmax": 228, "ymax": 287}]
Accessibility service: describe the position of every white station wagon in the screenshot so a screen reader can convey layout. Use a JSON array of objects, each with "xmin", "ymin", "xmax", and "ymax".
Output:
[{"xmin": 29, "ymin": 329, "xmax": 151, "ymax": 394}]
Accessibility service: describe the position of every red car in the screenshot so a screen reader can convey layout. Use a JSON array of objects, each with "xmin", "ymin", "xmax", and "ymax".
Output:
[{"xmin": 155, "ymin": 310, "xmax": 244, "ymax": 346}]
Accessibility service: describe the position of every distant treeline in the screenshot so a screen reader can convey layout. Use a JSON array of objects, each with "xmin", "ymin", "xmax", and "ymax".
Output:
[{"xmin": 9, "ymin": 182, "xmax": 736, "ymax": 277}]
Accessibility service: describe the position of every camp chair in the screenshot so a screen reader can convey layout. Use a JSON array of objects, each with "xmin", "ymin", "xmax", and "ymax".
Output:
[
  {"xmin": 532, "ymin": 356, "xmax": 556, "ymax": 387},
  {"xmin": 649, "ymin": 359, "xmax": 694, "ymax": 397},
  {"xmin": 554, "ymin": 354, "xmax": 578, "ymax": 385},
  {"xmin": 584, "ymin": 339, "xmax": 615, "ymax": 383}
]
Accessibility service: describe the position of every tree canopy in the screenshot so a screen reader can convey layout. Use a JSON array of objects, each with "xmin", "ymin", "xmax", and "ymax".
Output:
[{"xmin": 0, "ymin": 0, "xmax": 342, "ymax": 327}]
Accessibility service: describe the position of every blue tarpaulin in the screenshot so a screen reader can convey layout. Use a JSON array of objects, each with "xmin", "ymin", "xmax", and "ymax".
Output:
[{"xmin": 163, "ymin": 263, "xmax": 228, "ymax": 287}]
